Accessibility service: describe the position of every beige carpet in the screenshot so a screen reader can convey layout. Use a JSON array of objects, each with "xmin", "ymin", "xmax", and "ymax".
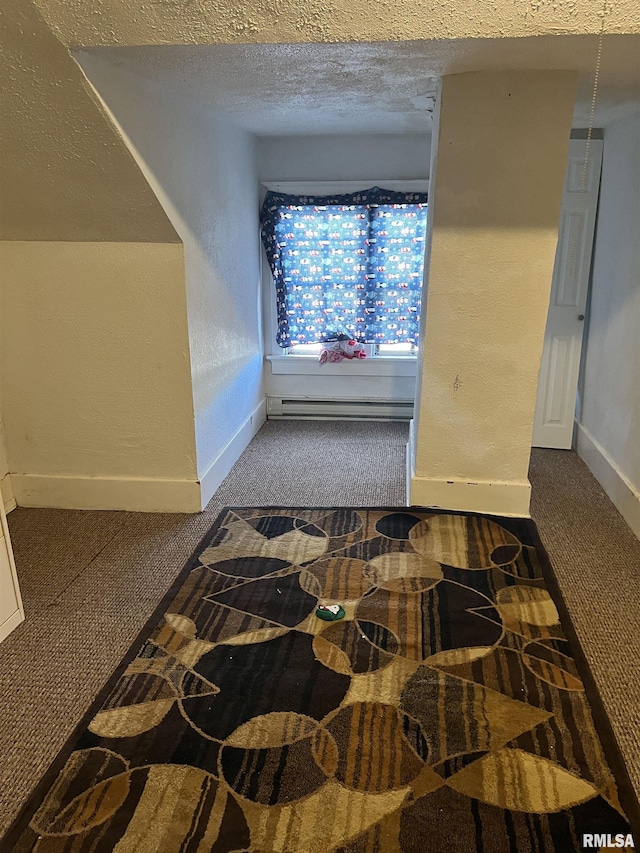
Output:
[{"xmin": 0, "ymin": 420, "xmax": 638, "ymax": 834}]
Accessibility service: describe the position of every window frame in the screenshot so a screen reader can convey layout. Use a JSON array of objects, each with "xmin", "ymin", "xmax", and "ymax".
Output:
[{"xmin": 260, "ymin": 180, "xmax": 428, "ymax": 369}]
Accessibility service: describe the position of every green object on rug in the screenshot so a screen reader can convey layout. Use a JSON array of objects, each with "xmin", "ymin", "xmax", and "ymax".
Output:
[
  {"xmin": 3, "ymin": 508, "xmax": 638, "ymax": 852},
  {"xmin": 316, "ymin": 603, "xmax": 346, "ymax": 621}
]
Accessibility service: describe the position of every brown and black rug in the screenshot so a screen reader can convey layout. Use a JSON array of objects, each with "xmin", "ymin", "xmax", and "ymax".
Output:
[{"xmin": 4, "ymin": 508, "xmax": 638, "ymax": 852}]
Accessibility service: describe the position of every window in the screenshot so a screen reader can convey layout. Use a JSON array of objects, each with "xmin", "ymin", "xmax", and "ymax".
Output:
[{"xmin": 260, "ymin": 186, "xmax": 427, "ymax": 351}]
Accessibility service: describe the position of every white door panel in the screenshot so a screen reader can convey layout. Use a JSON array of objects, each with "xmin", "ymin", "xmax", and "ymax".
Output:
[{"xmin": 532, "ymin": 139, "xmax": 603, "ymax": 449}]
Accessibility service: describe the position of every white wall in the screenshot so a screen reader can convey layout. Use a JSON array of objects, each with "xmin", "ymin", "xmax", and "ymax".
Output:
[
  {"xmin": 578, "ymin": 113, "xmax": 640, "ymax": 537},
  {"xmin": 1, "ymin": 242, "xmax": 200, "ymax": 511},
  {"xmin": 265, "ymin": 367, "xmax": 417, "ymax": 406},
  {"xmin": 78, "ymin": 54, "xmax": 265, "ymax": 506},
  {"xmin": 258, "ymin": 133, "xmax": 430, "ymax": 405},
  {"xmin": 258, "ymin": 134, "xmax": 431, "ymax": 183}
]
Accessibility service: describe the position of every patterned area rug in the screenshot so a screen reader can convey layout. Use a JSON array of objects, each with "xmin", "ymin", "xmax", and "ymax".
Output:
[{"xmin": 5, "ymin": 508, "xmax": 638, "ymax": 852}]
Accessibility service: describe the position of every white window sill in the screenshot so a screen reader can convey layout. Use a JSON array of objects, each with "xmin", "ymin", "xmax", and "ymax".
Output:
[{"xmin": 266, "ymin": 354, "xmax": 418, "ymax": 377}]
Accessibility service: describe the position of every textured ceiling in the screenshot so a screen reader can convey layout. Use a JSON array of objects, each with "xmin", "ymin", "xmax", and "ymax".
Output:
[
  {"xmin": 77, "ymin": 35, "xmax": 640, "ymax": 135},
  {"xmin": 29, "ymin": 0, "xmax": 640, "ymax": 48},
  {"xmin": 3, "ymin": 0, "xmax": 640, "ymax": 241}
]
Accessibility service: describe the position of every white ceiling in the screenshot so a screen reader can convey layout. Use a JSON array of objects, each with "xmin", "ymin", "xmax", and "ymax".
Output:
[{"xmin": 78, "ymin": 34, "xmax": 640, "ymax": 135}]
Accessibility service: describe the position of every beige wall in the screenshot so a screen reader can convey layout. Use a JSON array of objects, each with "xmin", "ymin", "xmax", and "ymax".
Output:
[
  {"xmin": 0, "ymin": 279, "xmax": 14, "ymax": 511},
  {"xmin": 0, "ymin": 242, "xmax": 200, "ymax": 511},
  {"xmin": 0, "ymin": 424, "xmax": 8, "ymax": 482},
  {"xmin": 578, "ymin": 113, "xmax": 640, "ymax": 536},
  {"xmin": 0, "ymin": 419, "xmax": 12, "ymax": 512},
  {"xmin": 78, "ymin": 54, "xmax": 265, "ymax": 495},
  {"xmin": 0, "ymin": 0, "xmax": 195, "ymax": 512},
  {"xmin": 410, "ymin": 71, "xmax": 577, "ymax": 516}
]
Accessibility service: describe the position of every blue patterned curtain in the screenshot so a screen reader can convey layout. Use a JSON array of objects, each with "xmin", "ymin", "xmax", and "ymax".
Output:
[{"xmin": 260, "ymin": 186, "xmax": 427, "ymax": 348}]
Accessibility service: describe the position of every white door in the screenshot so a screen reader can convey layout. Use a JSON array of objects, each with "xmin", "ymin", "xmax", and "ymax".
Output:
[{"xmin": 532, "ymin": 139, "xmax": 603, "ymax": 449}]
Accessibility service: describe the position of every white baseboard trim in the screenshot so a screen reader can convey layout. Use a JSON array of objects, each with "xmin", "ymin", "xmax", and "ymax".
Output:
[
  {"xmin": 405, "ymin": 419, "xmax": 415, "ymax": 507},
  {"xmin": 6, "ymin": 399, "xmax": 267, "ymax": 514},
  {"xmin": 198, "ymin": 398, "xmax": 267, "ymax": 510},
  {"xmin": 408, "ymin": 475, "xmax": 532, "ymax": 518},
  {"xmin": 0, "ymin": 608, "xmax": 25, "ymax": 644},
  {"xmin": 576, "ymin": 421, "xmax": 640, "ymax": 539},
  {"xmin": 1, "ymin": 474, "xmax": 17, "ymax": 514},
  {"xmin": 11, "ymin": 473, "xmax": 201, "ymax": 513}
]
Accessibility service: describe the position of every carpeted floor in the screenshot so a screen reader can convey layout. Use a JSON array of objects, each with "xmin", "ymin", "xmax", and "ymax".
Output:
[{"xmin": 0, "ymin": 421, "xmax": 639, "ymax": 837}]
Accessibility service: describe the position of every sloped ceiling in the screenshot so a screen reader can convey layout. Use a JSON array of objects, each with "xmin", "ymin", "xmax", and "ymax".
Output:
[{"xmin": 0, "ymin": 0, "xmax": 179, "ymax": 241}]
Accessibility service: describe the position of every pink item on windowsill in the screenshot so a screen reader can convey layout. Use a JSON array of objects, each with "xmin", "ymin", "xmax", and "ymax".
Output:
[{"xmin": 318, "ymin": 339, "xmax": 367, "ymax": 365}]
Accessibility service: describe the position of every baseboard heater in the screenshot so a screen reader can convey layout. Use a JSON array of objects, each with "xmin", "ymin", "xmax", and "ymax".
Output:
[{"xmin": 267, "ymin": 397, "xmax": 414, "ymax": 421}]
